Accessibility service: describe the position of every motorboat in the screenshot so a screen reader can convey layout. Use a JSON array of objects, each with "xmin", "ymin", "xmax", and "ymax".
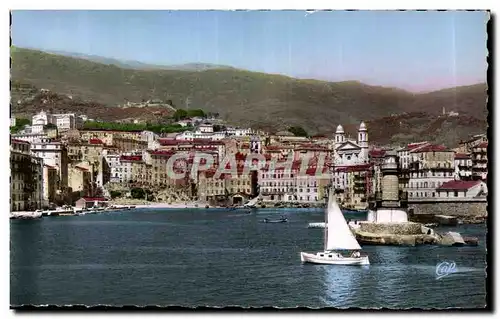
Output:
[{"xmin": 300, "ymin": 189, "xmax": 369, "ymax": 266}]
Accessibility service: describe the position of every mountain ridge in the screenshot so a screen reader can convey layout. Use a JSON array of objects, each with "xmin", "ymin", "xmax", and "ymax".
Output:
[{"xmin": 10, "ymin": 47, "xmax": 487, "ymax": 146}]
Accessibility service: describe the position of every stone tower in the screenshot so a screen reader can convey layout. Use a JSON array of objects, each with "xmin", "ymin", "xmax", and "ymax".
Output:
[
  {"xmin": 357, "ymin": 121, "xmax": 368, "ymax": 162},
  {"xmin": 367, "ymin": 150, "xmax": 408, "ymax": 223},
  {"xmin": 334, "ymin": 124, "xmax": 345, "ymax": 149}
]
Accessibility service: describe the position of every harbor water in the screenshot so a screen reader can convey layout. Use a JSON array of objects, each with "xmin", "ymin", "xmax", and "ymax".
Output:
[{"xmin": 10, "ymin": 208, "xmax": 487, "ymax": 308}]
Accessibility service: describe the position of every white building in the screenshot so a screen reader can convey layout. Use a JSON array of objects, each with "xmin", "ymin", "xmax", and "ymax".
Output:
[
  {"xmin": 141, "ymin": 130, "xmax": 160, "ymax": 150},
  {"xmin": 454, "ymin": 153, "xmax": 473, "ymax": 180},
  {"xmin": 11, "ymin": 132, "xmax": 48, "ymax": 144},
  {"xmin": 104, "ymin": 154, "xmax": 122, "ymax": 183},
  {"xmin": 52, "ymin": 113, "xmax": 76, "ymax": 131},
  {"xmin": 396, "ymin": 142, "xmax": 429, "ymax": 169},
  {"xmin": 10, "ymin": 117, "xmax": 16, "ymax": 127},
  {"xmin": 436, "ymin": 180, "xmax": 487, "ymax": 199},
  {"xmin": 198, "ymin": 123, "xmax": 214, "ymax": 133},
  {"xmin": 333, "ymin": 122, "xmax": 369, "ymax": 166},
  {"xmin": 406, "ymin": 145, "xmax": 455, "ymax": 199},
  {"xmin": 258, "ymin": 164, "xmax": 328, "ymax": 203},
  {"xmin": 30, "ymin": 137, "xmax": 68, "ymax": 191},
  {"xmin": 32, "ymin": 110, "xmax": 55, "ymax": 126},
  {"xmin": 176, "ymin": 130, "xmax": 227, "ymax": 141}
]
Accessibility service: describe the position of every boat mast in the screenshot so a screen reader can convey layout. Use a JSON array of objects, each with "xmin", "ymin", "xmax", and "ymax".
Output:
[{"xmin": 323, "ymin": 184, "xmax": 330, "ymax": 251}]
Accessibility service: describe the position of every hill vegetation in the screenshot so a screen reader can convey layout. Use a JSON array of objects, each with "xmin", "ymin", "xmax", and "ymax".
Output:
[{"xmin": 10, "ymin": 47, "xmax": 488, "ymax": 146}]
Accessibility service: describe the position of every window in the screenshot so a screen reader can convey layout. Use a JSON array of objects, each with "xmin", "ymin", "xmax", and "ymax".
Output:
[{"xmin": 454, "ymin": 191, "xmax": 458, "ymax": 197}]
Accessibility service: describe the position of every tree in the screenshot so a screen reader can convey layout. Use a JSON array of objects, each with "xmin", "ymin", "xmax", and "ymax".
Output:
[
  {"xmin": 173, "ymin": 109, "xmax": 188, "ymax": 121},
  {"xmin": 187, "ymin": 109, "xmax": 206, "ymax": 118},
  {"xmin": 130, "ymin": 188, "xmax": 146, "ymax": 199},
  {"xmin": 110, "ymin": 191, "xmax": 122, "ymax": 199},
  {"xmin": 288, "ymin": 126, "xmax": 308, "ymax": 137}
]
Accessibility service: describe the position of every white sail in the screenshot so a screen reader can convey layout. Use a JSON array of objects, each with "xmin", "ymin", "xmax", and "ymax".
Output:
[{"xmin": 324, "ymin": 191, "xmax": 361, "ymax": 251}]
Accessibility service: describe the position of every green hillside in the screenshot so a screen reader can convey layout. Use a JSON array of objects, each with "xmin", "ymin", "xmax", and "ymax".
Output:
[{"xmin": 10, "ymin": 47, "xmax": 488, "ymax": 144}]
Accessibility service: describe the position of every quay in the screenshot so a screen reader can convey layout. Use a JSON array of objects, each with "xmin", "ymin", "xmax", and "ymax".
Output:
[{"xmin": 10, "ymin": 205, "xmax": 137, "ymax": 220}]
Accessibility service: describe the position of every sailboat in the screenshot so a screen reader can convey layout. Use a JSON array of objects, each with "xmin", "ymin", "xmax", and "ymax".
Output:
[{"xmin": 300, "ymin": 189, "xmax": 369, "ymax": 266}]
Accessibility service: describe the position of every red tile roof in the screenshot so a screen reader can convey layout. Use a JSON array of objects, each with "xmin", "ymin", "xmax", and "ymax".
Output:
[
  {"xmin": 192, "ymin": 139, "xmax": 225, "ymax": 145},
  {"xmin": 454, "ymin": 153, "xmax": 471, "ymax": 159},
  {"xmin": 11, "ymin": 138, "xmax": 30, "ymax": 144},
  {"xmin": 81, "ymin": 197, "xmax": 108, "ymax": 201},
  {"xmin": 437, "ymin": 180, "xmax": 481, "ymax": 191},
  {"xmin": 333, "ymin": 164, "xmax": 373, "ymax": 173},
  {"xmin": 413, "ymin": 144, "xmax": 450, "ymax": 153},
  {"xmin": 74, "ymin": 166, "xmax": 89, "ymax": 171},
  {"xmin": 476, "ymin": 142, "xmax": 488, "ymax": 148},
  {"xmin": 149, "ymin": 150, "xmax": 176, "ymax": 156},
  {"xmin": 369, "ymin": 149, "xmax": 386, "ymax": 157},
  {"xmin": 89, "ymin": 138, "xmax": 104, "ymax": 145},
  {"xmin": 407, "ymin": 142, "xmax": 429, "ymax": 150},
  {"xmin": 120, "ymin": 155, "xmax": 142, "ymax": 162},
  {"xmin": 82, "ymin": 128, "xmax": 142, "ymax": 133}
]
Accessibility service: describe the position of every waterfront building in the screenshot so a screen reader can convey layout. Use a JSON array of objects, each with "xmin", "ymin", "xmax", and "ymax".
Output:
[
  {"xmin": 10, "ymin": 139, "xmax": 44, "ymax": 211},
  {"xmin": 454, "ymin": 153, "xmax": 473, "ymax": 181},
  {"xmin": 332, "ymin": 164, "xmax": 373, "ymax": 209},
  {"xmin": 197, "ymin": 168, "xmax": 254, "ymax": 205},
  {"xmin": 42, "ymin": 164, "xmax": 58, "ymax": 207},
  {"xmin": 406, "ymin": 144, "xmax": 455, "ymax": 199},
  {"xmin": 30, "ymin": 137, "xmax": 69, "ymax": 193},
  {"xmin": 104, "ymin": 153, "xmax": 122, "ymax": 183},
  {"xmin": 119, "ymin": 155, "xmax": 143, "ymax": 184},
  {"xmin": 258, "ymin": 160, "xmax": 329, "ymax": 203},
  {"xmin": 68, "ymin": 165, "xmax": 92, "ymax": 197},
  {"xmin": 471, "ymin": 141, "xmax": 488, "ymax": 181},
  {"xmin": 435, "ymin": 180, "xmax": 488, "ymax": 199}
]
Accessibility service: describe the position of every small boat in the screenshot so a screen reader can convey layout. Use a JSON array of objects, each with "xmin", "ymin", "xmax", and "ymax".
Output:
[
  {"xmin": 262, "ymin": 217, "xmax": 288, "ymax": 223},
  {"xmin": 300, "ymin": 189, "xmax": 370, "ymax": 266},
  {"xmin": 308, "ymin": 222, "xmax": 326, "ymax": 228}
]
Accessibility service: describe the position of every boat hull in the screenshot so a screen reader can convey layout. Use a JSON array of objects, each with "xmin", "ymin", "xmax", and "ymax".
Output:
[{"xmin": 300, "ymin": 252, "xmax": 370, "ymax": 265}]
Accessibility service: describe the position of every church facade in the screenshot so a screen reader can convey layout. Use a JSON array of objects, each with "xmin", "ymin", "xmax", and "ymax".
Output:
[{"xmin": 331, "ymin": 122, "xmax": 372, "ymax": 209}]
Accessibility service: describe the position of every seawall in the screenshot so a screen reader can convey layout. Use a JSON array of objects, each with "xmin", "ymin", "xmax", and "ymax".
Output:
[{"xmin": 408, "ymin": 200, "xmax": 487, "ymax": 218}]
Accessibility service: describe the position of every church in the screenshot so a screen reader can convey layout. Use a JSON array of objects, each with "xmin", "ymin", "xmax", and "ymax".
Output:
[
  {"xmin": 333, "ymin": 121, "xmax": 369, "ymax": 166},
  {"xmin": 330, "ymin": 122, "xmax": 372, "ymax": 209}
]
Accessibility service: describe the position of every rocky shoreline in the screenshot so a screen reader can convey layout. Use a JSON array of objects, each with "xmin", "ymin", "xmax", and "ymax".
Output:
[{"xmin": 351, "ymin": 222, "xmax": 480, "ymax": 247}]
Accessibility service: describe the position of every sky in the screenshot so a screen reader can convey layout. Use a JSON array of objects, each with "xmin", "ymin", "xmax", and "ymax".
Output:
[{"xmin": 11, "ymin": 10, "xmax": 488, "ymax": 92}]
